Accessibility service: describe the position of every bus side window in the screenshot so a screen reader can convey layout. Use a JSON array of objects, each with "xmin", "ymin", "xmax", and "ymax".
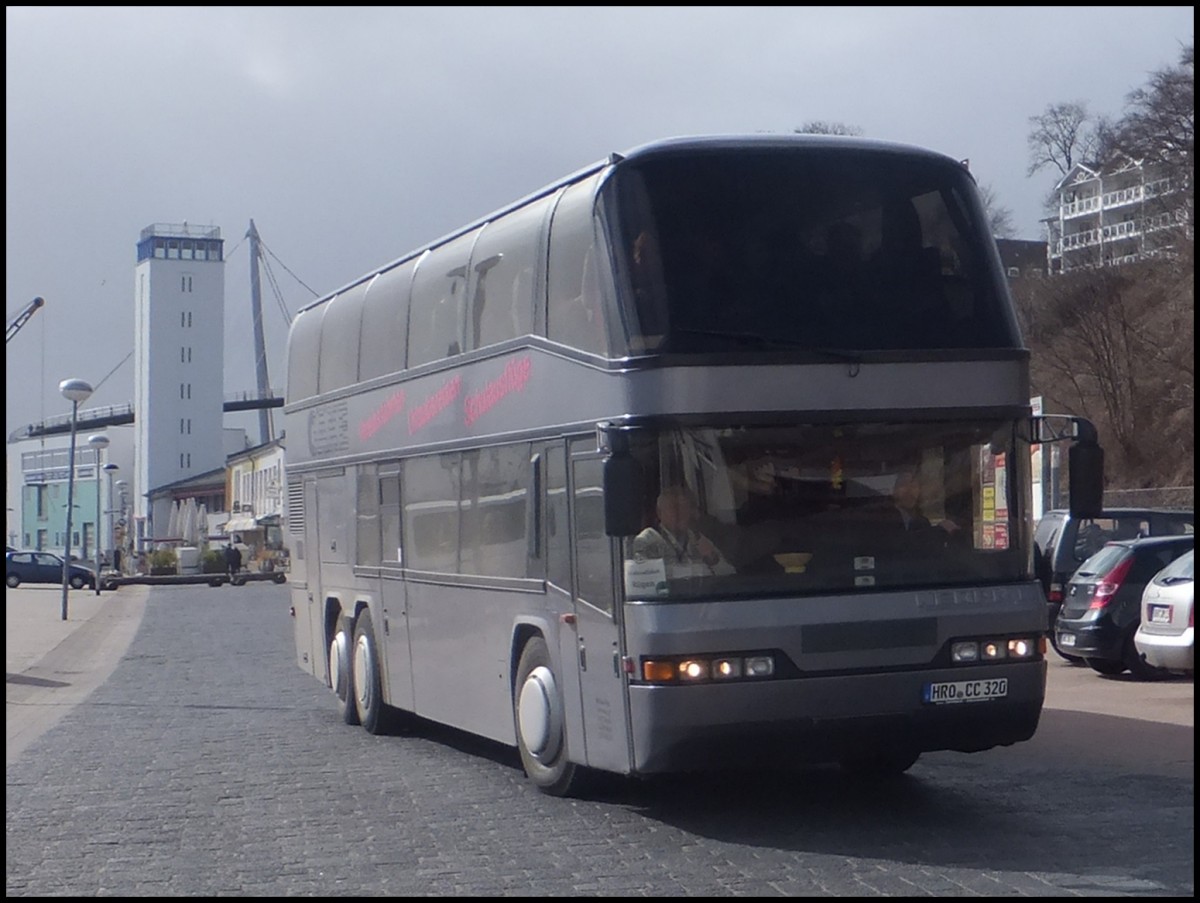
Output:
[
  {"xmin": 548, "ymin": 173, "xmax": 610, "ymax": 356},
  {"xmin": 466, "ymin": 196, "xmax": 550, "ymax": 352},
  {"xmin": 360, "ymin": 258, "xmax": 416, "ymax": 381},
  {"xmin": 409, "ymin": 230, "xmax": 479, "ymax": 367},
  {"xmin": 318, "ymin": 279, "xmax": 370, "ymax": 394},
  {"xmin": 286, "ymin": 306, "xmax": 322, "ymax": 401}
]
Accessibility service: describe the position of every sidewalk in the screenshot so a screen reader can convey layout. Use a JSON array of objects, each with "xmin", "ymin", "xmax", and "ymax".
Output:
[{"xmin": 6, "ymin": 584, "xmax": 148, "ymax": 766}]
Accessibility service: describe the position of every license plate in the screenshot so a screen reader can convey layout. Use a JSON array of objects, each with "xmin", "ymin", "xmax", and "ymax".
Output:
[
  {"xmin": 924, "ymin": 678, "xmax": 1008, "ymax": 704},
  {"xmin": 1057, "ymin": 631, "xmax": 1076, "ymax": 647},
  {"xmin": 1149, "ymin": 604, "xmax": 1173, "ymax": 624}
]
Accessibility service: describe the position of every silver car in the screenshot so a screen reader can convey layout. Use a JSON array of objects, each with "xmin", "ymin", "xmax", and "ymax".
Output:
[{"xmin": 1134, "ymin": 549, "xmax": 1194, "ymax": 675}]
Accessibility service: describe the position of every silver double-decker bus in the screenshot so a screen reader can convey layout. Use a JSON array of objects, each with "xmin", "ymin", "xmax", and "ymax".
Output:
[{"xmin": 284, "ymin": 135, "xmax": 1104, "ymax": 795}]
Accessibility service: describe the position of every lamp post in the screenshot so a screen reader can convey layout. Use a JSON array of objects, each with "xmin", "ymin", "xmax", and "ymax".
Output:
[
  {"xmin": 87, "ymin": 435, "xmax": 110, "ymax": 595},
  {"xmin": 104, "ymin": 464, "xmax": 120, "ymax": 577},
  {"xmin": 59, "ymin": 378, "xmax": 93, "ymax": 621}
]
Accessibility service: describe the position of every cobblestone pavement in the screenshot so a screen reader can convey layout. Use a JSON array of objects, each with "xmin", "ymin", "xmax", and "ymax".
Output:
[{"xmin": 6, "ymin": 583, "xmax": 1194, "ymax": 896}]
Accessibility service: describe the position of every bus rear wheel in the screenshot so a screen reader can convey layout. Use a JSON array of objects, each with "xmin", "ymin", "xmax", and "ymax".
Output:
[
  {"xmin": 352, "ymin": 608, "xmax": 391, "ymax": 734},
  {"xmin": 330, "ymin": 616, "xmax": 358, "ymax": 726},
  {"xmin": 514, "ymin": 636, "xmax": 586, "ymax": 797}
]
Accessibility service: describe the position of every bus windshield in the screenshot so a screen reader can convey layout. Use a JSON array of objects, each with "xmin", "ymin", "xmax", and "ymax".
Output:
[
  {"xmin": 619, "ymin": 420, "xmax": 1029, "ymax": 600},
  {"xmin": 604, "ymin": 145, "xmax": 1020, "ymax": 354}
]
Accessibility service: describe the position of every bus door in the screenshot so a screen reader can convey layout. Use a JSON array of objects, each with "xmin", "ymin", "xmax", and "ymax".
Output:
[
  {"xmin": 293, "ymin": 478, "xmax": 323, "ymax": 676},
  {"xmin": 569, "ymin": 451, "xmax": 631, "ymax": 774},
  {"xmin": 378, "ymin": 472, "xmax": 414, "ymax": 711}
]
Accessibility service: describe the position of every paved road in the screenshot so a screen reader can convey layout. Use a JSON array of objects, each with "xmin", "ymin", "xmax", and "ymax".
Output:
[{"xmin": 6, "ymin": 583, "xmax": 1194, "ymax": 896}]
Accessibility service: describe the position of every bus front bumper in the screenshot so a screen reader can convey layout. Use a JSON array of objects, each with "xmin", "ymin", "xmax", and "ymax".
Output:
[{"xmin": 625, "ymin": 660, "xmax": 1045, "ymax": 775}]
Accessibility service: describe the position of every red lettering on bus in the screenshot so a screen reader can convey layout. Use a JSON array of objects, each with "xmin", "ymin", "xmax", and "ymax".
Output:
[
  {"xmin": 464, "ymin": 356, "xmax": 532, "ymax": 426},
  {"xmin": 408, "ymin": 375, "xmax": 462, "ymax": 434},
  {"xmin": 358, "ymin": 389, "xmax": 407, "ymax": 441}
]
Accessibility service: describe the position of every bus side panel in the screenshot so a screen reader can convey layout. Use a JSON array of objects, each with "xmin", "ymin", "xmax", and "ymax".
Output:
[
  {"xmin": 380, "ymin": 572, "xmax": 415, "ymax": 712},
  {"xmin": 290, "ymin": 479, "xmax": 322, "ymax": 679},
  {"xmin": 406, "ymin": 581, "xmax": 532, "ymax": 745}
]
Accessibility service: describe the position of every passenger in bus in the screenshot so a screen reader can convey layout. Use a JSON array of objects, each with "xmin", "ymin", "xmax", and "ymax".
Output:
[
  {"xmin": 633, "ymin": 485, "xmax": 735, "ymax": 577},
  {"xmin": 555, "ymin": 246, "xmax": 608, "ymax": 355}
]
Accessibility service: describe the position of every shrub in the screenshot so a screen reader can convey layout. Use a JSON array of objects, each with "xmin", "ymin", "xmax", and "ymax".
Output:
[
  {"xmin": 148, "ymin": 548, "xmax": 178, "ymax": 575},
  {"xmin": 201, "ymin": 549, "xmax": 225, "ymax": 574}
]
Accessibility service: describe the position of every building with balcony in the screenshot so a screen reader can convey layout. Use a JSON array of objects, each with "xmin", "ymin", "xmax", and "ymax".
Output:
[{"xmin": 1044, "ymin": 155, "xmax": 1186, "ymax": 274}]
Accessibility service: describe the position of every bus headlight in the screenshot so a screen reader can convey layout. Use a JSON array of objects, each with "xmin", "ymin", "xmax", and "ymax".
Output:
[
  {"xmin": 677, "ymin": 660, "xmax": 709, "ymax": 681},
  {"xmin": 1006, "ymin": 637, "xmax": 1035, "ymax": 659},
  {"xmin": 951, "ymin": 641, "xmax": 979, "ymax": 663},
  {"xmin": 712, "ymin": 658, "xmax": 743, "ymax": 679},
  {"xmin": 951, "ymin": 636, "xmax": 1038, "ymax": 665},
  {"xmin": 639, "ymin": 653, "xmax": 776, "ymax": 684}
]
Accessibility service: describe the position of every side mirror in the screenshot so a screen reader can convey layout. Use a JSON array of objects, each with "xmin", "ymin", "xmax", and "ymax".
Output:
[
  {"xmin": 603, "ymin": 453, "xmax": 644, "ymax": 537},
  {"xmin": 1068, "ymin": 442, "xmax": 1105, "ymax": 519}
]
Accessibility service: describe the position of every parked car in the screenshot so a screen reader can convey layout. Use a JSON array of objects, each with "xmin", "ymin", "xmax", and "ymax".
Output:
[
  {"xmin": 1033, "ymin": 507, "xmax": 1194, "ymax": 661},
  {"xmin": 1133, "ymin": 549, "xmax": 1194, "ymax": 676},
  {"xmin": 1054, "ymin": 535, "xmax": 1194, "ymax": 679},
  {"xmin": 5, "ymin": 550, "xmax": 96, "ymax": 590}
]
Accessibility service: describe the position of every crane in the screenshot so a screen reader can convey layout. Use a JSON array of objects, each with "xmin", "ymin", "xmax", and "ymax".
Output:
[{"xmin": 6, "ymin": 296, "xmax": 45, "ymax": 343}]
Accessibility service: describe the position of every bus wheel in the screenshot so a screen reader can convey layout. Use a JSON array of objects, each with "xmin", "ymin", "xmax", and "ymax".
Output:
[
  {"xmin": 330, "ymin": 618, "xmax": 358, "ymax": 726},
  {"xmin": 839, "ymin": 748, "xmax": 920, "ymax": 777},
  {"xmin": 352, "ymin": 608, "xmax": 389, "ymax": 734},
  {"xmin": 514, "ymin": 636, "xmax": 585, "ymax": 797}
]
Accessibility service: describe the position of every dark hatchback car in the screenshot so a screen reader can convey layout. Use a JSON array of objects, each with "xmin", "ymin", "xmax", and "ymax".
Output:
[
  {"xmin": 5, "ymin": 550, "xmax": 96, "ymax": 590},
  {"xmin": 1054, "ymin": 535, "xmax": 1194, "ymax": 679},
  {"xmin": 1033, "ymin": 507, "xmax": 1194, "ymax": 660}
]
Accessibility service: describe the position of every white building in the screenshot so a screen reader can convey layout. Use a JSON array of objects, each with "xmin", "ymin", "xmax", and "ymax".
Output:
[
  {"xmin": 133, "ymin": 224, "xmax": 229, "ymax": 538},
  {"xmin": 1044, "ymin": 156, "xmax": 1186, "ymax": 274}
]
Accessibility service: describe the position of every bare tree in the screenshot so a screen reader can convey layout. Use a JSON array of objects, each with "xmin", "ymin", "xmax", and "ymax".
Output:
[
  {"xmin": 1106, "ymin": 43, "xmax": 1193, "ymax": 175},
  {"xmin": 977, "ymin": 184, "xmax": 1016, "ymax": 238},
  {"xmin": 1014, "ymin": 261, "xmax": 1193, "ymax": 488},
  {"xmin": 794, "ymin": 121, "xmax": 863, "ymax": 136},
  {"xmin": 1026, "ymin": 101, "xmax": 1098, "ymax": 178}
]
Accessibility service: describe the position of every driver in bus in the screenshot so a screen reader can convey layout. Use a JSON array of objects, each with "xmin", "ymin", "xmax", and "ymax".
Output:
[{"xmin": 633, "ymin": 485, "xmax": 736, "ymax": 578}]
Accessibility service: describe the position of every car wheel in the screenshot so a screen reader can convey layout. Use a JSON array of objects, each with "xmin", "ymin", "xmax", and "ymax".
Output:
[
  {"xmin": 1123, "ymin": 636, "xmax": 1168, "ymax": 681},
  {"xmin": 69, "ymin": 574, "xmax": 86, "ymax": 590},
  {"xmin": 6, "ymin": 574, "xmax": 20, "ymax": 588},
  {"xmin": 513, "ymin": 636, "xmax": 588, "ymax": 797},
  {"xmin": 1085, "ymin": 657, "xmax": 1127, "ymax": 676},
  {"xmin": 839, "ymin": 748, "xmax": 921, "ymax": 777}
]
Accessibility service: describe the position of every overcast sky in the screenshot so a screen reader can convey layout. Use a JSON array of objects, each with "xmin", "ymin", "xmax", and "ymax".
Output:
[{"xmin": 5, "ymin": 6, "xmax": 1194, "ymax": 441}]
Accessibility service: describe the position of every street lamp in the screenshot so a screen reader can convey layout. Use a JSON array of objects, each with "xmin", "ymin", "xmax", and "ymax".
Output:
[
  {"xmin": 105, "ymin": 464, "xmax": 120, "ymax": 576},
  {"xmin": 59, "ymin": 378, "xmax": 93, "ymax": 621}
]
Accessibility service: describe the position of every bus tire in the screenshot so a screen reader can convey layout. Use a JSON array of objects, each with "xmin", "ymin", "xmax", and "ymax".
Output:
[
  {"xmin": 352, "ymin": 608, "xmax": 389, "ymax": 734},
  {"xmin": 839, "ymin": 748, "xmax": 920, "ymax": 777},
  {"xmin": 514, "ymin": 636, "xmax": 585, "ymax": 797},
  {"xmin": 330, "ymin": 617, "xmax": 358, "ymax": 726}
]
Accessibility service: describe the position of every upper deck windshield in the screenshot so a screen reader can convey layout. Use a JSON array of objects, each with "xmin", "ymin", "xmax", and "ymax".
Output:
[
  {"xmin": 603, "ymin": 144, "xmax": 1021, "ymax": 355},
  {"xmin": 618, "ymin": 420, "xmax": 1030, "ymax": 601}
]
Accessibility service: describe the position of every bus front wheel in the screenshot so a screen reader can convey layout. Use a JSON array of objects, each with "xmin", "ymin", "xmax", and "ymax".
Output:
[{"xmin": 514, "ymin": 636, "xmax": 586, "ymax": 797}]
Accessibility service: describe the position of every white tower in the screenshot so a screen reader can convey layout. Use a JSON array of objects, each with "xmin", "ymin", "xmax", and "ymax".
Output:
[{"xmin": 133, "ymin": 224, "xmax": 225, "ymax": 536}]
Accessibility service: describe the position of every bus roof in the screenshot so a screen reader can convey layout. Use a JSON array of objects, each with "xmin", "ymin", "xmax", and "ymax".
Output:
[{"xmin": 296, "ymin": 134, "xmax": 971, "ymax": 318}]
